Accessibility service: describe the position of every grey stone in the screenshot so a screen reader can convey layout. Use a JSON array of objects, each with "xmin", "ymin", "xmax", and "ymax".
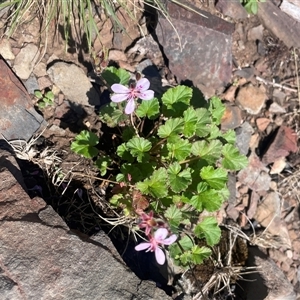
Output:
[
  {"xmin": 216, "ymin": 0, "xmax": 248, "ymax": 19},
  {"xmin": 24, "ymin": 74, "xmax": 40, "ymax": 95},
  {"xmin": 47, "ymin": 61, "xmax": 100, "ymax": 107},
  {"xmin": 0, "ymin": 150, "xmax": 171, "ymax": 300},
  {"xmin": 235, "ymin": 121, "xmax": 254, "ymax": 155},
  {"xmin": 0, "ymin": 58, "xmax": 46, "ymax": 142},
  {"xmin": 13, "ymin": 43, "xmax": 40, "ymax": 80},
  {"xmin": 155, "ymin": 1, "xmax": 234, "ymax": 98}
]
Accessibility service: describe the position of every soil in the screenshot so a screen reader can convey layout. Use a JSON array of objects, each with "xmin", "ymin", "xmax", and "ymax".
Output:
[{"xmin": 1, "ymin": 1, "xmax": 300, "ymax": 299}]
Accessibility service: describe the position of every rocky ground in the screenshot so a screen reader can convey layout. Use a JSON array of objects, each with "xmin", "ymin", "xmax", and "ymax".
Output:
[{"xmin": 0, "ymin": 0, "xmax": 300, "ymax": 299}]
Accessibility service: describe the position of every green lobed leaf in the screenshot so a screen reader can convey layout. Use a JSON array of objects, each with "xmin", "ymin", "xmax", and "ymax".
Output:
[
  {"xmin": 162, "ymin": 85, "xmax": 192, "ymax": 108},
  {"xmin": 168, "ymin": 162, "xmax": 192, "ymax": 193},
  {"xmin": 157, "ymin": 118, "xmax": 184, "ymax": 139},
  {"xmin": 190, "ymin": 245, "xmax": 212, "ymax": 264},
  {"xmin": 183, "ymin": 107, "xmax": 198, "ymax": 137},
  {"xmin": 207, "ymin": 124, "xmax": 220, "ymax": 140},
  {"xmin": 34, "ymin": 90, "xmax": 43, "ymax": 99},
  {"xmin": 70, "ymin": 130, "xmax": 99, "ymax": 158},
  {"xmin": 194, "ymin": 217, "xmax": 221, "ymax": 246},
  {"xmin": 45, "ymin": 91, "xmax": 54, "ymax": 101},
  {"xmin": 99, "ymin": 102, "xmax": 128, "ymax": 127},
  {"xmin": 167, "ymin": 138, "xmax": 191, "ymax": 161},
  {"xmin": 164, "ymin": 204, "xmax": 182, "ymax": 231},
  {"xmin": 222, "ymin": 129, "xmax": 236, "ymax": 144},
  {"xmin": 102, "ymin": 66, "xmax": 130, "ymax": 86},
  {"xmin": 95, "ymin": 156, "xmax": 112, "ymax": 176},
  {"xmin": 135, "ymin": 98, "xmax": 160, "ymax": 119},
  {"xmin": 136, "ymin": 168, "xmax": 168, "ymax": 198},
  {"xmin": 190, "ymin": 189, "xmax": 223, "ymax": 212},
  {"xmin": 191, "ymin": 140, "xmax": 223, "ymax": 164},
  {"xmin": 200, "ymin": 166, "xmax": 228, "ymax": 190},
  {"xmin": 221, "ymin": 144, "xmax": 248, "ymax": 170},
  {"xmin": 209, "ymin": 96, "xmax": 225, "ymax": 125},
  {"xmin": 126, "ymin": 137, "xmax": 152, "ymax": 163},
  {"xmin": 116, "ymin": 144, "xmax": 134, "ymax": 162},
  {"xmin": 195, "ymin": 108, "xmax": 211, "ymax": 137}
]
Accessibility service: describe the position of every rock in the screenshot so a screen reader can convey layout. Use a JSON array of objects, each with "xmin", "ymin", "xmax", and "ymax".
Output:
[
  {"xmin": 280, "ymin": 0, "xmax": 300, "ymax": 23},
  {"xmin": 222, "ymin": 85, "xmax": 237, "ymax": 102},
  {"xmin": 33, "ymin": 62, "xmax": 48, "ymax": 77},
  {"xmin": 108, "ymin": 49, "xmax": 127, "ymax": 62},
  {"xmin": 37, "ymin": 76, "xmax": 52, "ymax": 91},
  {"xmin": 262, "ymin": 126, "xmax": 298, "ymax": 165},
  {"xmin": 269, "ymin": 102, "xmax": 286, "ymax": 114},
  {"xmin": 0, "ymin": 58, "xmax": 46, "ymax": 141},
  {"xmin": 256, "ymin": 117, "xmax": 270, "ymax": 131},
  {"xmin": 155, "ymin": 1, "xmax": 234, "ymax": 98},
  {"xmin": 270, "ymin": 157, "xmax": 287, "ymax": 174},
  {"xmin": 13, "ymin": 43, "xmax": 40, "ymax": 80},
  {"xmin": 216, "ymin": 0, "xmax": 248, "ymax": 19},
  {"xmin": 238, "ymin": 152, "xmax": 271, "ymax": 192},
  {"xmin": 47, "ymin": 62, "xmax": 100, "ymax": 107},
  {"xmin": 234, "ymin": 67, "xmax": 255, "ymax": 80},
  {"xmin": 239, "ymin": 247, "xmax": 296, "ymax": 300},
  {"xmin": 235, "ymin": 121, "xmax": 254, "ymax": 155},
  {"xmin": 221, "ymin": 104, "xmax": 243, "ymax": 130},
  {"xmin": 258, "ymin": 0, "xmax": 300, "ymax": 49},
  {"xmin": 247, "ymin": 25, "xmax": 264, "ymax": 41},
  {"xmin": 254, "ymin": 192, "xmax": 291, "ymax": 249},
  {"xmin": 0, "ymin": 149, "xmax": 171, "ymax": 300},
  {"xmin": 247, "ymin": 191, "xmax": 259, "ymax": 219},
  {"xmin": 236, "ymin": 84, "xmax": 267, "ymax": 115},
  {"xmin": 24, "ymin": 74, "xmax": 40, "ymax": 95},
  {"xmin": 127, "ymin": 35, "xmax": 164, "ymax": 66},
  {"xmin": 0, "ymin": 38, "xmax": 15, "ymax": 60}
]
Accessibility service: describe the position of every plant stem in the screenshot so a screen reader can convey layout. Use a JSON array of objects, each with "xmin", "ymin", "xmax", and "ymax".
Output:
[
  {"xmin": 131, "ymin": 113, "xmax": 139, "ymax": 136},
  {"xmin": 179, "ymin": 156, "xmax": 199, "ymax": 165}
]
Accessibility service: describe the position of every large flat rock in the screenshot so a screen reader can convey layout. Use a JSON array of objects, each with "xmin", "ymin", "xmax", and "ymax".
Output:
[
  {"xmin": 155, "ymin": 1, "xmax": 234, "ymax": 98},
  {"xmin": 0, "ymin": 58, "xmax": 46, "ymax": 141},
  {"xmin": 0, "ymin": 148, "xmax": 170, "ymax": 300}
]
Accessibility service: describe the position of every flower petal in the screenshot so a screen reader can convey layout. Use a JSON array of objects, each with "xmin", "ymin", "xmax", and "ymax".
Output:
[
  {"xmin": 154, "ymin": 228, "xmax": 168, "ymax": 241},
  {"xmin": 125, "ymin": 99, "xmax": 136, "ymax": 114},
  {"xmin": 135, "ymin": 78, "xmax": 150, "ymax": 91},
  {"xmin": 111, "ymin": 84, "xmax": 130, "ymax": 93},
  {"xmin": 138, "ymin": 90, "xmax": 154, "ymax": 100},
  {"xmin": 111, "ymin": 93, "xmax": 128, "ymax": 103},
  {"xmin": 155, "ymin": 247, "xmax": 166, "ymax": 265},
  {"xmin": 135, "ymin": 242, "xmax": 151, "ymax": 251},
  {"xmin": 161, "ymin": 234, "xmax": 177, "ymax": 245}
]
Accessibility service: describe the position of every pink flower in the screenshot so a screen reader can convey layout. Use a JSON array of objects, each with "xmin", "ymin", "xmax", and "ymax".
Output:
[
  {"xmin": 111, "ymin": 78, "xmax": 154, "ymax": 114},
  {"xmin": 137, "ymin": 211, "xmax": 157, "ymax": 236},
  {"xmin": 135, "ymin": 228, "xmax": 177, "ymax": 265}
]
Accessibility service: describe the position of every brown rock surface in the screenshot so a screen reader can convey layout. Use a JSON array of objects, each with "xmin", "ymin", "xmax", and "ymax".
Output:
[
  {"xmin": 0, "ymin": 148, "xmax": 170, "ymax": 300},
  {"xmin": 236, "ymin": 84, "xmax": 267, "ymax": 115}
]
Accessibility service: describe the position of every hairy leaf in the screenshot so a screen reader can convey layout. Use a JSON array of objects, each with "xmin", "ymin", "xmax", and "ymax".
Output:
[
  {"xmin": 191, "ymin": 140, "xmax": 223, "ymax": 164},
  {"xmin": 222, "ymin": 144, "xmax": 248, "ymax": 170},
  {"xmin": 200, "ymin": 166, "xmax": 228, "ymax": 190},
  {"xmin": 183, "ymin": 107, "xmax": 198, "ymax": 137},
  {"xmin": 194, "ymin": 217, "xmax": 221, "ymax": 246},
  {"xmin": 127, "ymin": 137, "xmax": 152, "ymax": 162},
  {"xmin": 168, "ymin": 162, "xmax": 192, "ymax": 193},
  {"xmin": 157, "ymin": 118, "xmax": 184, "ymax": 139},
  {"xmin": 167, "ymin": 138, "xmax": 191, "ymax": 161},
  {"xmin": 136, "ymin": 168, "xmax": 168, "ymax": 198},
  {"xmin": 194, "ymin": 108, "xmax": 211, "ymax": 137},
  {"xmin": 136, "ymin": 98, "xmax": 160, "ymax": 119},
  {"xmin": 71, "ymin": 130, "xmax": 99, "ymax": 158},
  {"xmin": 102, "ymin": 66, "xmax": 130, "ymax": 86}
]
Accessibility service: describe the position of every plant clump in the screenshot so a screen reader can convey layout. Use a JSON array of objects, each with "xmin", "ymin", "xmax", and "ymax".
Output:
[{"xmin": 71, "ymin": 67, "xmax": 248, "ymax": 268}]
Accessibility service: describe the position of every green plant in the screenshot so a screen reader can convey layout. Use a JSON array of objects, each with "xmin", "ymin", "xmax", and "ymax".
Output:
[
  {"xmin": 34, "ymin": 89, "xmax": 54, "ymax": 108},
  {"xmin": 71, "ymin": 67, "xmax": 248, "ymax": 267},
  {"xmin": 240, "ymin": 0, "xmax": 265, "ymax": 14}
]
